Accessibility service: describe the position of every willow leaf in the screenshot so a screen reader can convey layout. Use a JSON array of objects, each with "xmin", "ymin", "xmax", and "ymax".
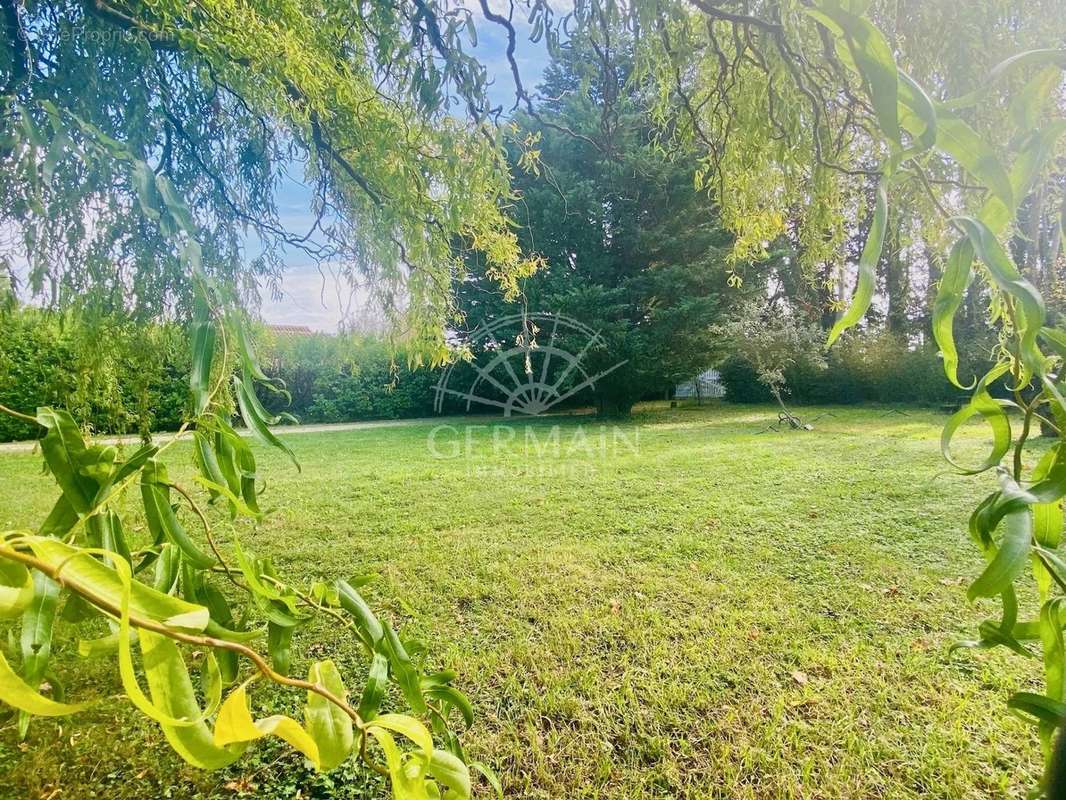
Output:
[
  {"xmin": 215, "ymin": 682, "xmax": 322, "ymax": 769},
  {"xmin": 36, "ymin": 407, "xmax": 93, "ymax": 515},
  {"xmin": 827, "ymin": 177, "xmax": 888, "ymax": 346},
  {"xmin": 0, "ymin": 560, "xmax": 33, "ymax": 619},
  {"xmin": 1008, "ymin": 692, "xmax": 1066, "ymax": 727},
  {"xmin": 17, "ymin": 571, "xmax": 61, "ymax": 737},
  {"xmin": 140, "ymin": 458, "xmax": 215, "ymax": 569},
  {"xmin": 336, "ymin": 579, "xmax": 385, "ymax": 650},
  {"xmin": 358, "ymin": 651, "xmax": 390, "ymax": 722},
  {"xmin": 190, "ymin": 294, "xmax": 216, "ymax": 416},
  {"xmin": 932, "ymin": 238, "xmax": 975, "ymax": 388},
  {"xmin": 807, "ymin": 3, "xmax": 899, "ymax": 144},
  {"xmin": 953, "ymin": 216, "xmax": 1046, "ymax": 377},
  {"xmin": 968, "ymin": 508, "xmax": 1032, "ymax": 601},
  {"xmin": 0, "ymin": 646, "xmax": 89, "ymax": 716},
  {"xmin": 934, "ymin": 107, "xmax": 1013, "ymax": 211},
  {"xmin": 138, "ymin": 629, "xmax": 242, "ymax": 769},
  {"xmin": 305, "ymin": 660, "xmax": 354, "ymax": 770},
  {"xmin": 427, "ymin": 749, "xmax": 472, "ymax": 800},
  {"xmin": 234, "ymin": 376, "xmax": 299, "ymax": 470}
]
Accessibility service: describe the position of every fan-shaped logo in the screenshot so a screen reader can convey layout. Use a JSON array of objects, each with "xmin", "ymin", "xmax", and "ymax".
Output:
[{"xmin": 433, "ymin": 312, "xmax": 627, "ymax": 417}]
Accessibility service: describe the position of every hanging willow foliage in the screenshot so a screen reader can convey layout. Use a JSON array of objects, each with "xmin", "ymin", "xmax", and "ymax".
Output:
[
  {"xmin": 2, "ymin": 0, "xmax": 1066, "ymax": 797},
  {"xmin": 0, "ymin": 98, "xmax": 501, "ymax": 799}
]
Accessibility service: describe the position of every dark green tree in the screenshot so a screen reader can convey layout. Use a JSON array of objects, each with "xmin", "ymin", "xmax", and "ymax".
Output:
[{"xmin": 458, "ymin": 34, "xmax": 754, "ymax": 416}]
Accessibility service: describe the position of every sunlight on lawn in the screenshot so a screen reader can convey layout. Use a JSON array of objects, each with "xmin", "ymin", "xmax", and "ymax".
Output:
[{"xmin": 0, "ymin": 403, "xmax": 1043, "ymax": 798}]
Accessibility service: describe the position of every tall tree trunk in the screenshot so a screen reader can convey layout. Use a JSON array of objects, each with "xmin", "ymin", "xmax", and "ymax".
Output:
[{"xmin": 884, "ymin": 215, "xmax": 910, "ymax": 335}]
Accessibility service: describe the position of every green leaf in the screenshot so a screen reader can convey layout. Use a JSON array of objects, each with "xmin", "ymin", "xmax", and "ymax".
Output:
[
  {"xmin": 940, "ymin": 363, "xmax": 1012, "ymax": 475},
  {"xmin": 806, "ymin": 2, "xmax": 899, "ymax": 144},
  {"xmin": 138, "ymin": 629, "xmax": 243, "ymax": 769},
  {"xmin": 358, "ymin": 651, "xmax": 390, "ymax": 721},
  {"xmin": 469, "ymin": 761, "xmax": 504, "ymax": 799},
  {"xmin": 36, "ymin": 407, "xmax": 93, "ymax": 515},
  {"xmin": 968, "ymin": 507, "xmax": 1032, "ymax": 601},
  {"xmin": 39, "ymin": 496, "xmax": 78, "ymax": 538},
  {"xmin": 199, "ymin": 582, "xmax": 241, "ymax": 683},
  {"xmin": 932, "ymin": 238, "xmax": 975, "ymax": 388},
  {"xmin": 367, "ymin": 726, "xmax": 432, "ymax": 799},
  {"xmin": 17, "ymin": 571, "xmax": 60, "ymax": 738},
  {"xmin": 234, "ymin": 375, "xmax": 300, "ymax": 470},
  {"xmin": 216, "ymin": 416, "xmax": 264, "ymax": 517},
  {"xmin": 190, "ymin": 295, "xmax": 216, "ymax": 416},
  {"xmin": 19, "ymin": 536, "xmax": 210, "ymax": 630},
  {"xmin": 381, "ymin": 621, "xmax": 427, "ymax": 715},
  {"xmin": 369, "ymin": 713, "xmax": 434, "ymax": 763},
  {"xmin": 896, "ymin": 71, "xmax": 937, "ymax": 153},
  {"xmin": 1040, "ymin": 598, "xmax": 1066, "ymax": 750},
  {"xmin": 193, "ymin": 432, "xmax": 225, "ymax": 504},
  {"xmin": 336, "ymin": 579, "xmax": 385, "ymax": 649},
  {"xmin": 980, "ymin": 122, "xmax": 1066, "ymax": 235},
  {"xmin": 827, "ymin": 177, "xmax": 888, "ymax": 345},
  {"xmin": 214, "ymin": 681, "xmax": 322, "ymax": 769},
  {"xmin": 232, "ymin": 538, "xmax": 302, "ymax": 627},
  {"xmin": 953, "ymin": 216, "xmax": 1045, "ymax": 377},
  {"xmin": 131, "ymin": 161, "xmax": 162, "ymax": 222},
  {"xmin": 0, "ymin": 646, "xmax": 89, "ymax": 717},
  {"xmin": 140, "ymin": 458, "xmax": 215, "ymax": 569},
  {"xmin": 305, "ymin": 660, "xmax": 354, "ymax": 770},
  {"xmin": 1010, "ymin": 67, "xmax": 1063, "ymax": 131},
  {"xmin": 1008, "ymin": 692, "xmax": 1066, "ymax": 726},
  {"xmin": 0, "ymin": 560, "xmax": 33, "ymax": 619},
  {"xmin": 267, "ymin": 621, "xmax": 294, "ymax": 677},
  {"xmin": 153, "ymin": 543, "xmax": 181, "ymax": 594},
  {"xmin": 425, "ymin": 686, "xmax": 474, "ymax": 731},
  {"xmin": 427, "ymin": 749, "xmax": 472, "ymax": 800},
  {"xmin": 91, "ymin": 443, "xmax": 157, "ymax": 507},
  {"xmin": 933, "ymin": 106, "xmax": 1013, "ymax": 211},
  {"xmin": 1032, "ymin": 448, "xmax": 1064, "ymax": 548},
  {"xmin": 102, "ymin": 510, "xmax": 132, "ymax": 566}
]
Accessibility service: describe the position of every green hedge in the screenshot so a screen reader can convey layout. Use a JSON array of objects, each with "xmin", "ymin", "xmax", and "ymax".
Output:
[
  {"xmin": 260, "ymin": 332, "xmax": 441, "ymax": 423},
  {"xmin": 0, "ymin": 310, "xmax": 189, "ymax": 441},
  {"xmin": 0, "ymin": 314, "xmax": 446, "ymax": 441},
  {"xmin": 718, "ymin": 332, "xmax": 985, "ymax": 407}
]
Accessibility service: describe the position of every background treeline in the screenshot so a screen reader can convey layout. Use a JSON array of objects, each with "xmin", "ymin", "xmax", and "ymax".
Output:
[
  {"xmin": 4, "ymin": 24, "xmax": 1044, "ymax": 439},
  {"xmin": 1, "ymin": 305, "xmax": 990, "ymax": 442},
  {"xmin": 0, "ymin": 310, "xmax": 443, "ymax": 441}
]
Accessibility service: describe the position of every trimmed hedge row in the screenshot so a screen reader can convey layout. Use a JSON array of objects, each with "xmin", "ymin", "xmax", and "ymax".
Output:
[
  {"xmin": 718, "ymin": 333, "xmax": 986, "ymax": 406},
  {"xmin": 0, "ymin": 311, "xmax": 188, "ymax": 441}
]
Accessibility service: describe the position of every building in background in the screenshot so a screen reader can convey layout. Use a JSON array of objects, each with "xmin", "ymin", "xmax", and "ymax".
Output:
[{"xmin": 674, "ymin": 369, "xmax": 726, "ymax": 403}]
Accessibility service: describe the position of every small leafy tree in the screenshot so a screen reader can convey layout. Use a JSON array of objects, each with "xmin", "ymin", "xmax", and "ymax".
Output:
[{"xmin": 715, "ymin": 298, "xmax": 827, "ymax": 426}]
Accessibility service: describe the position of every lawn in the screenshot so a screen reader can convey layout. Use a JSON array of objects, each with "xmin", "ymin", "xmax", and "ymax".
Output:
[{"xmin": 0, "ymin": 403, "xmax": 1048, "ymax": 799}]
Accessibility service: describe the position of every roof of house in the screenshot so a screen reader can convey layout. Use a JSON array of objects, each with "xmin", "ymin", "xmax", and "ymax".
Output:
[{"xmin": 268, "ymin": 324, "xmax": 314, "ymax": 336}]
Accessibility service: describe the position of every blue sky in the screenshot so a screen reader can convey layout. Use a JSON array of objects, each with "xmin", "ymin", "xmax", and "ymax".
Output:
[{"xmin": 261, "ymin": 15, "xmax": 553, "ymax": 332}]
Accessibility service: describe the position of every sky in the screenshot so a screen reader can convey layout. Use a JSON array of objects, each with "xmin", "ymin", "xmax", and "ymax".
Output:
[{"xmin": 260, "ymin": 13, "xmax": 554, "ymax": 333}]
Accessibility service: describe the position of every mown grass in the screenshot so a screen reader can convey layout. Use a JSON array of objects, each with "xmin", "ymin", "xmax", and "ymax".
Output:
[{"xmin": 0, "ymin": 402, "xmax": 1051, "ymax": 798}]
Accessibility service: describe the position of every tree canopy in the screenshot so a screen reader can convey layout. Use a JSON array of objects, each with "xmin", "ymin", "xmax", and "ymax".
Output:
[
  {"xmin": 0, "ymin": 0, "xmax": 538, "ymax": 359},
  {"xmin": 457, "ymin": 30, "xmax": 756, "ymax": 415},
  {"xmin": 4, "ymin": 0, "xmax": 1066, "ymax": 796}
]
